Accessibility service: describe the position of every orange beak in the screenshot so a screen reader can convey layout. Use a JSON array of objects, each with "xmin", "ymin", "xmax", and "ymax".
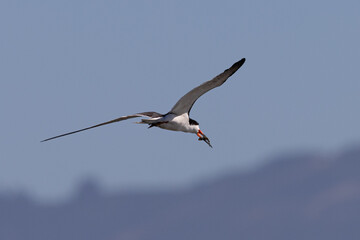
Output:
[
  {"xmin": 197, "ymin": 130, "xmax": 204, "ymax": 139},
  {"xmin": 197, "ymin": 130, "xmax": 212, "ymax": 148}
]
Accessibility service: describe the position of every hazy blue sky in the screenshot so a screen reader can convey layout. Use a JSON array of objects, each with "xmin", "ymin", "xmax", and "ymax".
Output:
[{"xmin": 1, "ymin": 0, "xmax": 360, "ymax": 202}]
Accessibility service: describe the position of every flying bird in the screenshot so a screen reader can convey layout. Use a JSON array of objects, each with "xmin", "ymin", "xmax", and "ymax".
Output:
[{"xmin": 42, "ymin": 58, "xmax": 246, "ymax": 147}]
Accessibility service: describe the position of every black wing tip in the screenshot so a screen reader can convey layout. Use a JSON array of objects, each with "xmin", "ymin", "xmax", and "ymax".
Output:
[
  {"xmin": 225, "ymin": 58, "xmax": 246, "ymax": 76},
  {"xmin": 41, "ymin": 137, "xmax": 51, "ymax": 142},
  {"xmin": 232, "ymin": 58, "xmax": 246, "ymax": 68},
  {"xmin": 40, "ymin": 136, "xmax": 60, "ymax": 142}
]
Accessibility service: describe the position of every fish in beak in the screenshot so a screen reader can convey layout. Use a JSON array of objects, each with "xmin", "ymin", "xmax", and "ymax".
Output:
[{"xmin": 197, "ymin": 130, "xmax": 213, "ymax": 148}]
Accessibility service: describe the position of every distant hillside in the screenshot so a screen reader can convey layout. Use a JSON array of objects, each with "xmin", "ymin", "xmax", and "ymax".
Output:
[{"xmin": 1, "ymin": 147, "xmax": 360, "ymax": 240}]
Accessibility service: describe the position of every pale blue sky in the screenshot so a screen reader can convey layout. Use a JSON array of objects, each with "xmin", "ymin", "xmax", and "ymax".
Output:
[{"xmin": 1, "ymin": 0, "xmax": 360, "ymax": 202}]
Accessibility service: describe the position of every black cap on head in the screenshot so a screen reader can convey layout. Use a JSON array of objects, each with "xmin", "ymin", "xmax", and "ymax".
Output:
[{"xmin": 189, "ymin": 118, "xmax": 199, "ymax": 126}]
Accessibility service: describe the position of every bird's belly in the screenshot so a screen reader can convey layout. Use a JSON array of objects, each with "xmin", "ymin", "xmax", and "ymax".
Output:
[
  {"xmin": 158, "ymin": 121, "xmax": 189, "ymax": 132},
  {"xmin": 157, "ymin": 113, "xmax": 194, "ymax": 133}
]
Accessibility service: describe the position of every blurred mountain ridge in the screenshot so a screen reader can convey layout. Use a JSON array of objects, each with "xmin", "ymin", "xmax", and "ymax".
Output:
[{"xmin": 1, "ymin": 145, "xmax": 360, "ymax": 240}]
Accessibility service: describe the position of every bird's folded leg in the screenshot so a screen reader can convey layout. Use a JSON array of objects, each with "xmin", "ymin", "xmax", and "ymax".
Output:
[{"xmin": 147, "ymin": 121, "xmax": 169, "ymax": 128}]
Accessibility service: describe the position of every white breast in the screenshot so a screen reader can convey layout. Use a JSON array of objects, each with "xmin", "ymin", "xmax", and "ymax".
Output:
[{"xmin": 158, "ymin": 113, "xmax": 199, "ymax": 133}]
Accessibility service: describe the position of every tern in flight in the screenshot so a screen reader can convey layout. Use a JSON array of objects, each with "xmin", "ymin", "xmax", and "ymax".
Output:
[{"xmin": 42, "ymin": 58, "xmax": 246, "ymax": 147}]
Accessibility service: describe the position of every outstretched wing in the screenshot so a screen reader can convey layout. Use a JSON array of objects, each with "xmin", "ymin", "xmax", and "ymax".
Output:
[
  {"xmin": 41, "ymin": 112, "xmax": 162, "ymax": 142},
  {"xmin": 170, "ymin": 58, "xmax": 246, "ymax": 115}
]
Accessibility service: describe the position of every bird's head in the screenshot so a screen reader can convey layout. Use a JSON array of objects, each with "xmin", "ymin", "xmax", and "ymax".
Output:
[{"xmin": 189, "ymin": 118, "xmax": 212, "ymax": 148}]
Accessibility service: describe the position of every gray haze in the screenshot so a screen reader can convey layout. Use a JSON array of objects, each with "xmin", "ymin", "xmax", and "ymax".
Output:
[
  {"xmin": 1, "ymin": 0, "xmax": 360, "ymax": 201},
  {"xmin": 1, "ymin": 146, "xmax": 360, "ymax": 239}
]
